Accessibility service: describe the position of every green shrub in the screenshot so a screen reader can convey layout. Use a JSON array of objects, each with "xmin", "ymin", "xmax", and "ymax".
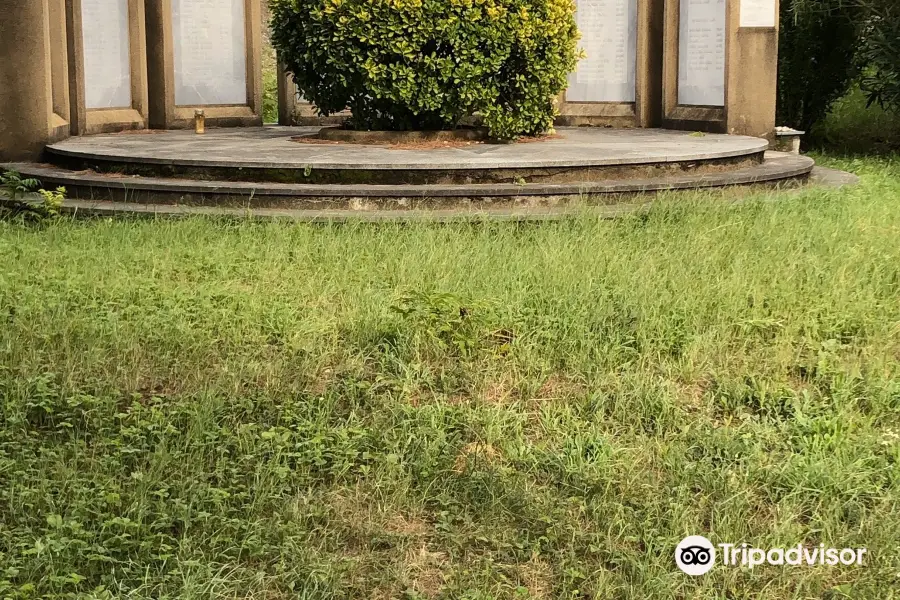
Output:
[
  {"xmin": 777, "ymin": 0, "xmax": 864, "ymax": 133},
  {"xmin": 269, "ymin": 0, "xmax": 580, "ymax": 139},
  {"xmin": 858, "ymin": 0, "xmax": 900, "ymax": 114}
]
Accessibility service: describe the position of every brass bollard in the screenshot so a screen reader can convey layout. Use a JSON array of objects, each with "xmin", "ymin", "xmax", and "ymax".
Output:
[{"xmin": 194, "ymin": 109, "xmax": 206, "ymax": 134}]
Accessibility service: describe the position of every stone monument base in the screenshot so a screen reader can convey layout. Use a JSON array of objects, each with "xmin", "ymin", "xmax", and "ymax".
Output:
[{"xmin": 4, "ymin": 126, "xmax": 814, "ymax": 212}]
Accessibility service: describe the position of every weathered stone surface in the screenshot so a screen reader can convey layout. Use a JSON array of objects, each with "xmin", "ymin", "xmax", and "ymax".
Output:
[
  {"xmin": 47, "ymin": 126, "xmax": 768, "ymax": 170},
  {"xmin": 809, "ymin": 166, "xmax": 860, "ymax": 188}
]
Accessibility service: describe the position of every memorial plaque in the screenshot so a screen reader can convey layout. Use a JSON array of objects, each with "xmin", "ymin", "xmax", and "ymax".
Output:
[
  {"xmin": 172, "ymin": 0, "xmax": 247, "ymax": 106},
  {"xmin": 82, "ymin": 0, "xmax": 132, "ymax": 109},
  {"xmin": 740, "ymin": 0, "xmax": 776, "ymax": 27},
  {"xmin": 567, "ymin": 0, "xmax": 638, "ymax": 102},
  {"xmin": 677, "ymin": 0, "xmax": 725, "ymax": 106}
]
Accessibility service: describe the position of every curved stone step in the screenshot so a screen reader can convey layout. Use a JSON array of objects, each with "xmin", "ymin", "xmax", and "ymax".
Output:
[
  {"xmin": 43, "ymin": 126, "xmax": 769, "ymax": 185},
  {"xmin": 6, "ymin": 152, "xmax": 814, "ymax": 210}
]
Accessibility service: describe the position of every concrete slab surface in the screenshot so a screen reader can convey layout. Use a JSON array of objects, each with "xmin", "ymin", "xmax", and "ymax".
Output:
[{"xmin": 46, "ymin": 126, "xmax": 769, "ymax": 170}]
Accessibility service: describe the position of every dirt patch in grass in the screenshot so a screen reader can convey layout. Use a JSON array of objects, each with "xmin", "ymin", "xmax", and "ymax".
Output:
[
  {"xmin": 518, "ymin": 555, "xmax": 554, "ymax": 599},
  {"xmin": 401, "ymin": 544, "xmax": 448, "ymax": 598},
  {"xmin": 452, "ymin": 441, "xmax": 503, "ymax": 474},
  {"xmin": 535, "ymin": 373, "xmax": 586, "ymax": 401},
  {"xmin": 328, "ymin": 486, "xmax": 432, "ymax": 539}
]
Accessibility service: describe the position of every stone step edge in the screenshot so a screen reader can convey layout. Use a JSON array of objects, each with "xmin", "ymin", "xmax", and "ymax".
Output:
[
  {"xmin": 5, "ymin": 152, "xmax": 814, "ymax": 200},
  {"xmin": 0, "ymin": 166, "xmax": 856, "ymax": 223},
  {"xmin": 4, "ymin": 195, "xmax": 645, "ymax": 222}
]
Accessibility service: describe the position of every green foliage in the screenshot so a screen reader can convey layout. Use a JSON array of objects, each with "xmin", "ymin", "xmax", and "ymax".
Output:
[
  {"xmin": 778, "ymin": 0, "xmax": 900, "ymax": 137},
  {"xmin": 814, "ymin": 86, "xmax": 900, "ymax": 153},
  {"xmin": 777, "ymin": 0, "xmax": 864, "ymax": 133},
  {"xmin": 262, "ymin": 57, "xmax": 280, "ymax": 124},
  {"xmin": 269, "ymin": 0, "xmax": 580, "ymax": 139},
  {"xmin": 858, "ymin": 0, "xmax": 900, "ymax": 114},
  {"xmin": 0, "ymin": 171, "xmax": 65, "ymax": 221},
  {"xmin": 1, "ymin": 170, "xmax": 41, "ymax": 201},
  {"xmin": 262, "ymin": 33, "xmax": 280, "ymax": 124},
  {"xmin": 390, "ymin": 291, "xmax": 508, "ymax": 358},
  {"xmin": 36, "ymin": 188, "xmax": 65, "ymax": 218}
]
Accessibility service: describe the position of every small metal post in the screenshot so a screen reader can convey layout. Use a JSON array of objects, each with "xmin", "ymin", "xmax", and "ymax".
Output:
[{"xmin": 194, "ymin": 109, "xmax": 206, "ymax": 134}]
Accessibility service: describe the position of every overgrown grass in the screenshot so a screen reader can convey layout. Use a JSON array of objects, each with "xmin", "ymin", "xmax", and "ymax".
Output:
[
  {"xmin": 1, "ymin": 159, "xmax": 899, "ymax": 599},
  {"xmin": 262, "ymin": 3, "xmax": 279, "ymax": 124},
  {"xmin": 262, "ymin": 59, "xmax": 279, "ymax": 125},
  {"xmin": 809, "ymin": 86, "xmax": 900, "ymax": 155}
]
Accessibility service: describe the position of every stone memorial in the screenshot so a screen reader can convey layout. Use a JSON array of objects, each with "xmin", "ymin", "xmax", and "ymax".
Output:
[
  {"xmin": 662, "ymin": 0, "xmax": 779, "ymax": 138},
  {"xmin": 171, "ymin": 0, "xmax": 248, "ymax": 106},
  {"xmin": 0, "ymin": 0, "xmax": 782, "ymax": 161},
  {"xmin": 566, "ymin": 0, "xmax": 638, "ymax": 103},
  {"xmin": 66, "ymin": 0, "xmax": 149, "ymax": 135},
  {"xmin": 557, "ymin": 0, "xmax": 663, "ymax": 128},
  {"xmin": 677, "ymin": 0, "xmax": 725, "ymax": 106},
  {"xmin": 82, "ymin": 0, "xmax": 133, "ymax": 109},
  {"xmin": 145, "ymin": 0, "xmax": 262, "ymax": 129}
]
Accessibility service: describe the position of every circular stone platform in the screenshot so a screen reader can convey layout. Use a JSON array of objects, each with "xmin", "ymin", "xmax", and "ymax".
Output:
[
  {"xmin": 4, "ymin": 126, "xmax": 817, "ymax": 212},
  {"xmin": 45, "ymin": 126, "xmax": 769, "ymax": 185}
]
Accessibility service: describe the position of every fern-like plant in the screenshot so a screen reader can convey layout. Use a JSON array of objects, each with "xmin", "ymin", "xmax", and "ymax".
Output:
[{"xmin": 1, "ymin": 171, "xmax": 65, "ymax": 221}]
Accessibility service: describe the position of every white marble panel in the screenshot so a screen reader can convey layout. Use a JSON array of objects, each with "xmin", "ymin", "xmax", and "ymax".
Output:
[
  {"xmin": 567, "ymin": 0, "xmax": 638, "ymax": 102},
  {"xmin": 740, "ymin": 0, "xmax": 776, "ymax": 27},
  {"xmin": 172, "ymin": 0, "xmax": 248, "ymax": 106},
  {"xmin": 678, "ymin": 0, "xmax": 726, "ymax": 106},
  {"xmin": 82, "ymin": 0, "xmax": 132, "ymax": 109}
]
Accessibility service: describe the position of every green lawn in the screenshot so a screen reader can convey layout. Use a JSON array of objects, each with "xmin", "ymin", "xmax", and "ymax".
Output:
[{"xmin": 1, "ymin": 156, "xmax": 899, "ymax": 599}]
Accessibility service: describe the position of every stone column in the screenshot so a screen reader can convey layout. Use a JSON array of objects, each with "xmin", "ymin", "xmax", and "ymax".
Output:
[
  {"xmin": 726, "ymin": 3, "xmax": 779, "ymax": 139},
  {"xmin": 0, "ymin": 0, "xmax": 70, "ymax": 161},
  {"xmin": 276, "ymin": 61, "xmax": 297, "ymax": 126}
]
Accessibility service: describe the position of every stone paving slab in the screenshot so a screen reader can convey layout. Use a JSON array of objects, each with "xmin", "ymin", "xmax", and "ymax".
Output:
[
  {"xmin": 46, "ymin": 126, "xmax": 769, "ymax": 170},
  {"xmin": 809, "ymin": 165, "xmax": 860, "ymax": 187}
]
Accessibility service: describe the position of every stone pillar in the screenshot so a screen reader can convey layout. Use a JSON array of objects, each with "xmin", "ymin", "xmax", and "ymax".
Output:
[
  {"xmin": 0, "ymin": 0, "xmax": 71, "ymax": 161},
  {"xmin": 661, "ymin": 0, "xmax": 779, "ymax": 138},
  {"xmin": 276, "ymin": 61, "xmax": 297, "ymax": 126},
  {"xmin": 726, "ymin": 1, "xmax": 779, "ymax": 139}
]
